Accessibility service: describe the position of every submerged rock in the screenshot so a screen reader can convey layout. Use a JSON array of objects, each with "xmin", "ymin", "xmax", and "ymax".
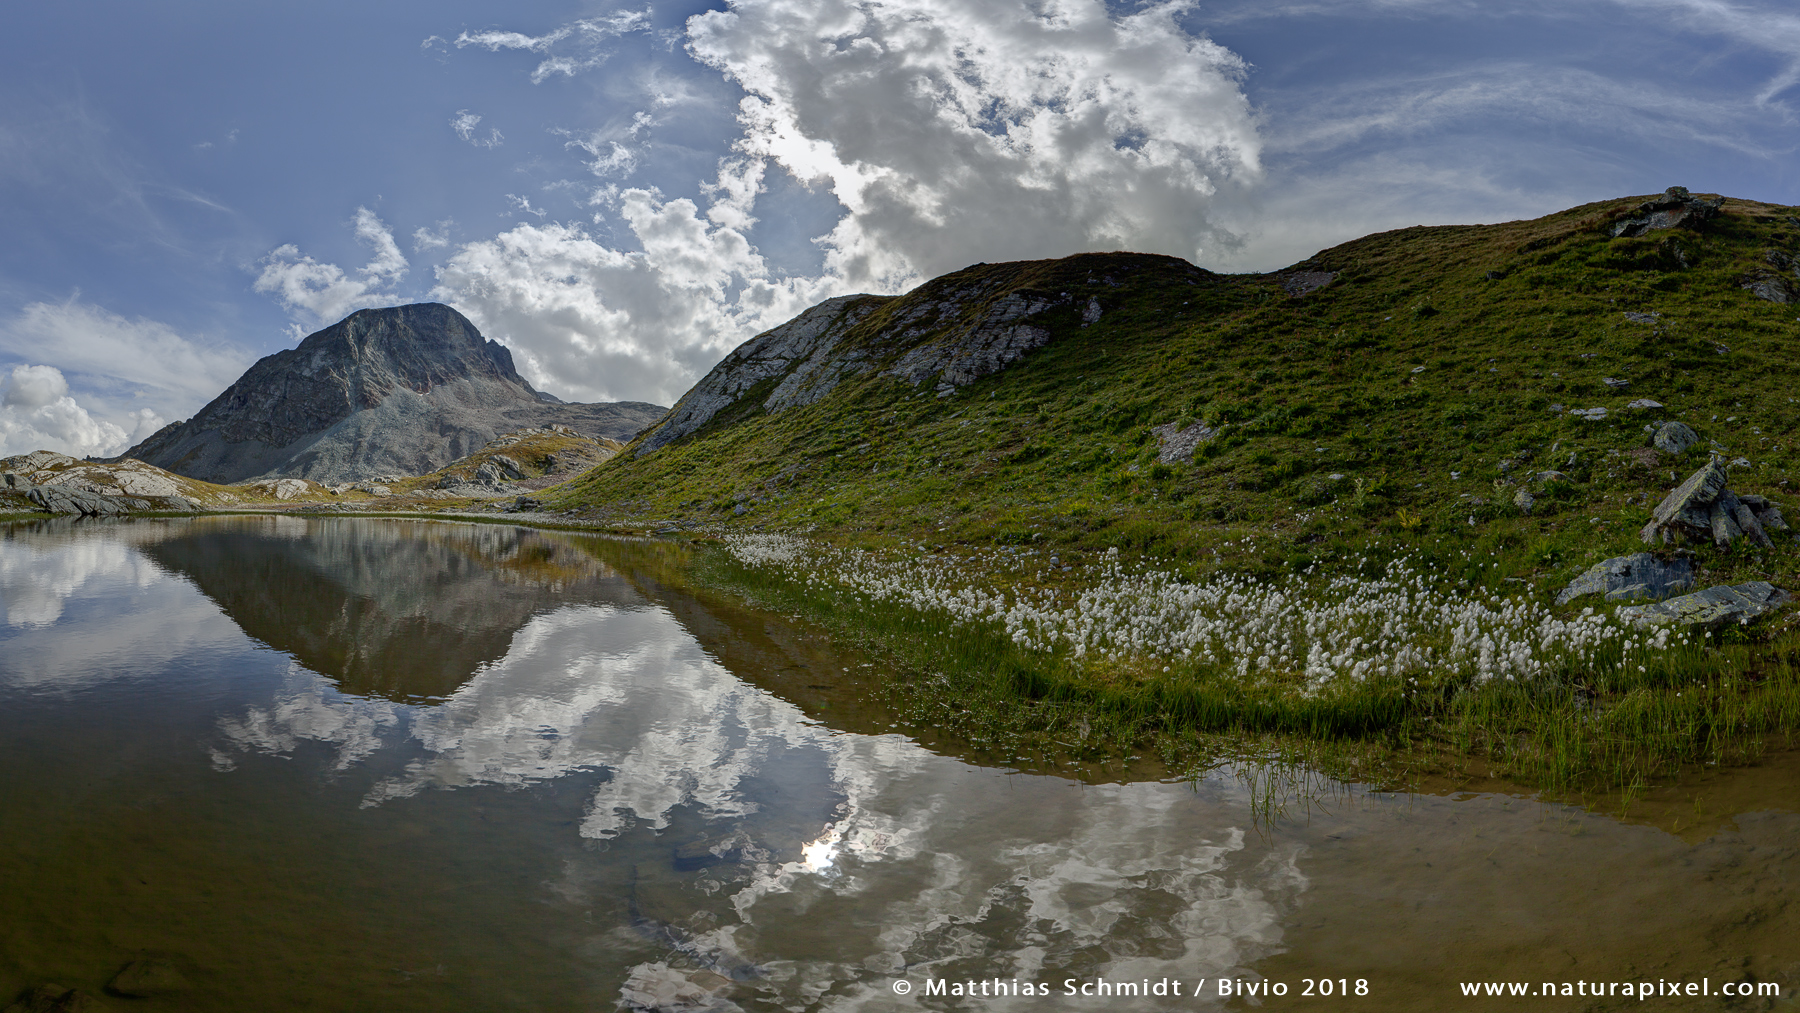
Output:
[
  {"xmin": 1554, "ymin": 552, "xmax": 1693, "ymax": 605},
  {"xmin": 2, "ymin": 985, "xmax": 104, "ymax": 1013},
  {"xmin": 1616, "ymin": 581, "xmax": 1791, "ymax": 631},
  {"xmin": 105, "ymin": 960, "xmax": 189, "ymax": 998}
]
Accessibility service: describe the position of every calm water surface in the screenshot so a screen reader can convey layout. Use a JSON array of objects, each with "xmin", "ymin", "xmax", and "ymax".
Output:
[{"xmin": 0, "ymin": 517, "xmax": 1793, "ymax": 1012}]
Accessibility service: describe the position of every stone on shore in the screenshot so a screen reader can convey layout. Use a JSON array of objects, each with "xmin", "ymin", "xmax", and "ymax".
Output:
[
  {"xmin": 1616, "ymin": 581, "xmax": 1791, "ymax": 631},
  {"xmin": 1555, "ymin": 553, "xmax": 1693, "ymax": 605}
]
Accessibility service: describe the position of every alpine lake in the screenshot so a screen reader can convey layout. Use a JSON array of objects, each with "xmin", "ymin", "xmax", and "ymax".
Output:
[{"xmin": 0, "ymin": 517, "xmax": 1793, "ymax": 1012}]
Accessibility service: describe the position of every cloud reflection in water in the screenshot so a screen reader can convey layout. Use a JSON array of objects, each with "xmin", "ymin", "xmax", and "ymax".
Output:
[{"xmin": 213, "ymin": 594, "xmax": 1302, "ymax": 1011}]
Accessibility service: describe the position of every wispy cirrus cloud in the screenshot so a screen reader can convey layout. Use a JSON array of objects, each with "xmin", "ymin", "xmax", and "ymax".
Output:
[
  {"xmin": 453, "ymin": 10, "xmax": 656, "ymax": 84},
  {"xmin": 450, "ymin": 110, "xmax": 503, "ymax": 149}
]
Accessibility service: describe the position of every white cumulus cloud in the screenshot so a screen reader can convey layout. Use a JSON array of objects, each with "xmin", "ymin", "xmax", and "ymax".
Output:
[
  {"xmin": 686, "ymin": 0, "xmax": 1262, "ymax": 290},
  {"xmin": 420, "ymin": 0, "xmax": 1263, "ymax": 405},
  {"xmin": 0, "ymin": 298, "xmax": 250, "ymax": 454},
  {"xmin": 432, "ymin": 196, "xmax": 834, "ymax": 405},
  {"xmin": 254, "ymin": 207, "xmax": 409, "ymax": 332},
  {"xmin": 0, "ymin": 298, "xmax": 250, "ymax": 411},
  {"xmin": 0, "ymin": 364, "xmax": 132, "ymax": 458}
]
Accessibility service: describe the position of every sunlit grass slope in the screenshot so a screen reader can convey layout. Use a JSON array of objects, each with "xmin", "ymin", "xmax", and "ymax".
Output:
[
  {"xmin": 555, "ymin": 193, "xmax": 1798, "ymax": 586},
  {"xmin": 541, "ymin": 191, "xmax": 1800, "ymax": 792}
]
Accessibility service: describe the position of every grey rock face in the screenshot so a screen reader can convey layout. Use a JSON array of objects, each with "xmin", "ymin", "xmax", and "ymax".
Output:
[
  {"xmin": 26, "ymin": 485, "xmax": 151, "ymax": 516},
  {"xmin": 883, "ymin": 289, "xmax": 1067, "ymax": 386},
  {"xmin": 1741, "ymin": 248, "xmax": 1800, "ymax": 303},
  {"xmin": 635, "ymin": 296, "xmax": 881, "ymax": 456},
  {"xmin": 1652, "ymin": 420, "xmax": 1699, "ymax": 454},
  {"xmin": 1742, "ymin": 275, "xmax": 1793, "ymax": 303},
  {"xmin": 1555, "ymin": 552, "xmax": 1694, "ymax": 605},
  {"xmin": 122, "ymin": 303, "xmax": 664, "ymax": 484},
  {"xmin": 638, "ymin": 254, "xmax": 1216, "ymax": 456},
  {"xmin": 1609, "ymin": 186, "xmax": 1723, "ymax": 238},
  {"xmin": 1151, "ymin": 421, "xmax": 1222, "ymax": 464},
  {"xmin": 1280, "ymin": 271, "xmax": 1335, "ymax": 297},
  {"xmin": 1616, "ymin": 581, "xmax": 1790, "ymax": 631},
  {"xmin": 1639, "ymin": 459, "xmax": 1784, "ymax": 549}
]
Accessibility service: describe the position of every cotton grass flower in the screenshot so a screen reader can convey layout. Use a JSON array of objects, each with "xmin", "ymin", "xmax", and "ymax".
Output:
[{"xmin": 724, "ymin": 536, "xmax": 1678, "ymax": 691}]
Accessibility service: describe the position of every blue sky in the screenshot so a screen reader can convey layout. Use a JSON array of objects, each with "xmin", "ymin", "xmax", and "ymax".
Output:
[{"xmin": 3, "ymin": 0, "xmax": 1798, "ymax": 457}]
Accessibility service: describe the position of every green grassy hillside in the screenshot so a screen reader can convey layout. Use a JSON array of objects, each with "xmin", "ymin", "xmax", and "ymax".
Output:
[
  {"xmin": 554, "ymin": 192, "xmax": 1797, "ymax": 585},
  {"xmin": 538, "ymin": 191, "xmax": 1800, "ymax": 794}
]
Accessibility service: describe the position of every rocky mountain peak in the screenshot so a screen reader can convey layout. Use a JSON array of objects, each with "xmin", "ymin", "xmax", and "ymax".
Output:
[{"xmin": 122, "ymin": 303, "xmax": 664, "ymax": 484}]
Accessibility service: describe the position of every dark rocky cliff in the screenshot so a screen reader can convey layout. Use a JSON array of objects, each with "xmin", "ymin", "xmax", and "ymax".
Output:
[{"xmin": 124, "ymin": 303, "xmax": 666, "ymax": 483}]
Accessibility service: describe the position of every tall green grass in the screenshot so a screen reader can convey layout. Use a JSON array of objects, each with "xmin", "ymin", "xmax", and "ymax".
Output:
[{"xmin": 684, "ymin": 540, "xmax": 1798, "ymax": 797}]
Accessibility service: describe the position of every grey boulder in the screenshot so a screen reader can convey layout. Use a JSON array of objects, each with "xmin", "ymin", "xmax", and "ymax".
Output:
[
  {"xmin": 1651, "ymin": 420, "xmax": 1699, "ymax": 455},
  {"xmin": 1616, "ymin": 581, "xmax": 1791, "ymax": 631},
  {"xmin": 1555, "ymin": 552, "xmax": 1693, "ymax": 605},
  {"xmin": 1639, "ymin": 460, "xmax": 1785, "ymax": 549}
]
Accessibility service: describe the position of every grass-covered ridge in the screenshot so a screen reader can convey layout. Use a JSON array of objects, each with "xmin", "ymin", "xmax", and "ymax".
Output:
[
  {"xmin": 554, "ymin": 193, "xmax": 1796, "ymax": 572},
  {"xmin": 537, "ymin": 191, "xmax": 1800, "ymax": 792}
]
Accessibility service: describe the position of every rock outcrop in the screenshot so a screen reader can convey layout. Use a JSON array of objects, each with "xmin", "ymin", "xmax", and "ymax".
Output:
[
  {"xmin": 1555, "ymin": 552, "xmax": 1694, "ymax": 605},
  {"xmin": 5, "ymin": 451, "xmax": 202, "ymax": 515},
  {"xmin": 1741, "ymin": 248, "xmax": 1800, "ymax": 303},
  {"xmin": 633, "ymin": 253, "xmax": 1216, "ymax": 456},
  {"xmin": 1639, "ymin": 460, "xmax": 1788, "ymax": 549},
  {"xmin": 120, "ymin": 303, "xmax": 665, "ymax": 484},
  {"xmin": 1151, "ymin": 421, "xmax": 1223, "ymax": 464},
  {"xmin": 1616, "ymin": 581, "xmax": 1790, "ymax": 631},
  {"xmin": 1609, "ymin": 186, "xmax": 1723, "ymax": 238},
  {"xmin": 422, "ymin": 426, "xmax": 620, "ymax": 498}
]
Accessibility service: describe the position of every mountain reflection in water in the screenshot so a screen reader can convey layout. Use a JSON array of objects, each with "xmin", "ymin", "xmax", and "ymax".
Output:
[
  {"xmin": 0, "ymin": 517, "xmax": 1792, "ymax": 1013},
  {"xmin": 139, "ymin": 517, "xmax": 640, "ymax": 701}
]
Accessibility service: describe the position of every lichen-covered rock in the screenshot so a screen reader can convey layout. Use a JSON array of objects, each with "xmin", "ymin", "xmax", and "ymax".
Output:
[
  {"xmin": 1652, "ymin": 420, "xmax": 1699, "ymax": 455},
  {"xmin": 1513, "ymin": 487, "xmax": 1536, "ymax": 515},
  {"xmin": 1639, "ymin": 460, "xmax": 1781, "ymax": 549},
  {"xmin": 1616, "ymin": 581, "xmax": 1790, "ymax": 631},
  {"xmin": 1555, "ymin": 552, "xmax": 1693, "ymax": 605}
]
